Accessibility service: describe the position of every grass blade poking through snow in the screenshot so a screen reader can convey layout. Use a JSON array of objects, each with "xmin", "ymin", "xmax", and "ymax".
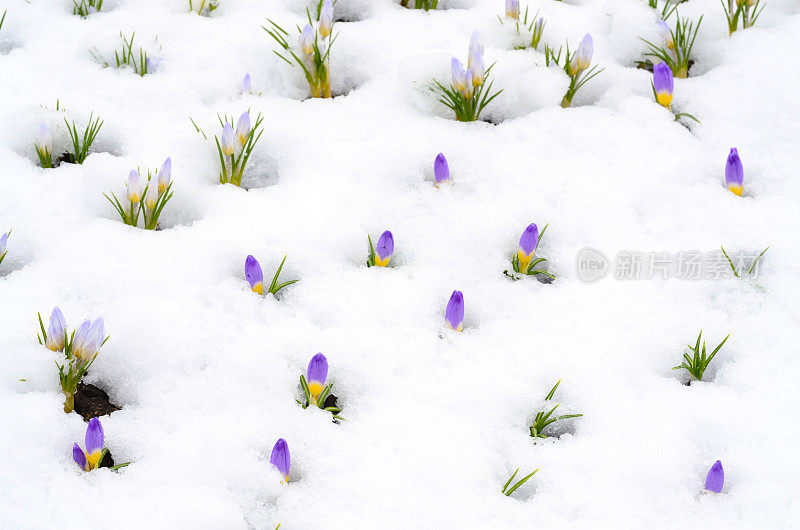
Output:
[
  {"xmin": 189, "ymin": 0, "xmax": 219, "ymax": 15},
  {"xmin": 264, "ymin": 0, "xmax": 336, "ymax": 98},
  {"xmin": 0, "ymin": 230, "xmax": 9, "ymax": 266},
  {"xmin": 73, "ymin": 0, "xmax": 103, "ymax": 17},
  {"xmin": 400, "ymin": 0, "xmax": 438, "ymax": 10},
  {"xmin": 721, "ymin": 0, "xmax": 765, "ymax": 35},
  {"xmin": 431, "ymin": 32, "xmax": 503, "ymax": 122},
  {"xmin": 529, "ymin": 380, "xmax": 582, "ymax": 438},
  {"xmin": 720, "ymin": 245, "xmax": 769, "ymax": 278},
  {"xmin": 672, "ymin": 331, "xmax": 729, "ymax": 382},
  {"xmin": 63, "ymin": 113, "xmax": 103, "ymax": 164},
  {"xmin": 502, "ymin": 468, "xmax": 539, "ymax": 496}
]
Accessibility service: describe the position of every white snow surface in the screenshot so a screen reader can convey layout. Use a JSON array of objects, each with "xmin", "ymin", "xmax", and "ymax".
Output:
[{"xmin": 1, "ymin": 0, "xmax": 799, "ymax": 527}]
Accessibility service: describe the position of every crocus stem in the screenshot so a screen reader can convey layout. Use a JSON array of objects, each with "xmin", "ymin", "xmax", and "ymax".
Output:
[
  {"xmin": 676, "ymin": 66, "xmax": 688, "ymax": 78},
  {"xmin": 560, "ymin": 95, "xmax": 572, "ymax": 108},
  {"xmin": 64, "ymin": 392, "xmax": 75, "ymax": 413}
]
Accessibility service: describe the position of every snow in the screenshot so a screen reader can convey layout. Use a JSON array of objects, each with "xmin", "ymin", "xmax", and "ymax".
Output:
[{"xmin": 1, "ymin": 0, "xmax": 799, "ymax": 527}]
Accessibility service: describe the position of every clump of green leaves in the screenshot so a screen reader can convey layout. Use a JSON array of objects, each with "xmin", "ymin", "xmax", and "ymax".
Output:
[
  {"xmin": 545, "ymin": 35, "xmax": 604, "ymax": 108},
  {"xmin": 641, "ymin": 14, "xmax": 701, "ymax": 78},
  {"xmin": 502, "ymin": 467, "xmax": 538, "ymax": 497},
  {"xmin": 298, "ymin": 375, "xmax": 342, "ymax": 420},
  {"xmin": 721, "ymin": 0, "xmax": 764, "ymax": 35},
  {"xmin": 73, "ymin": 0, "xmax": 103, "ymax": 17},
  {"xmin": 400, "ymin": 0, "xmax": 438, "ymax": 10},
  {"xmin": 190, "ymin": 0, "xmax": 219, "ymax": 15},
  {"xmin": 672, "ymin": 331, "xmax": 729, "ymax": 382},
  {"xmin": 530, "ymin": 380, "xmax": 582, "ymax": 439},
  {"xmin": 63, "ymin": 113, "xmax": 103, "ymax": 164},
  {"xmin": 647, "ymin": 0, "xmax": 679, "ymax": 19}
]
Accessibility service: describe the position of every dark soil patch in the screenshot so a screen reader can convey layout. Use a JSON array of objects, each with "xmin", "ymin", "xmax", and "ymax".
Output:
[{"xmin": 74, "ymin": 382, "xmax": 121, "ymax": 421}]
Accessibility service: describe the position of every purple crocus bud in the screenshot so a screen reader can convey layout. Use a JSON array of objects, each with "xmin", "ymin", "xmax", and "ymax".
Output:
[
  {"xmin": 73, "ymin": 442, "xmax": 88, "ymax": 471},
  {"xmin": 517, "ymin": 223, "xmax": 539, "ymax": 272},
  {"xmin": 306, "ymin": 353, "xmax": 329, "ymax": 399},
  {"xmin": 158, "ymin": 157, "xmax": 172, "ymax": 195},
  {"xmin": 220, "ymin": 123, "xmax": 235, "ymax": 156},
  {"xmin": 84, "ymin": 418, "xmax": 104, "ymax": 469},
  {"xmin": 657, "ymin": 20, "xmax": 675, "ymax": 50},
  {"xmin": 319, "ymin": 0, "xmax": 333, "ymax": 39},
  {"xmin": 86, "ymin": 317, "xmax": 105, "ymax": 357},
  {"xmin": 71, "ymin": 319, "xmax": 92, "ymax": 361},
  {"xmin": 145, "ymin": 180, "xmax": 159, "ymax": 211},
  {"xmin": 0, "ymin": 232, "xmax": 6, "ymax": 258},
  {"xmin": 725, "ymin": 148, "xmax": 743, "ymax": 196},
  {"xmin": 653, "ymin": 61, "xmax": 674, "ymax": 109},
  {"xmin": 126, "ymin": 170, "xmax": 142, "ymax": 203},
  {"xmin": 451, "ymin": 58, "xmax": 467, "ymax": 94},
  {"xmin": 374, "ymin": 231, "xmax": 394, "ymax": 267},
  {"xmin": 270, "ymin": 438, "xmax": 291, "ymax": 482},
  {"xmin": 571, "ymin": 33, "xmax": 593, "ymax": 73},
  {"xmin": 242, "ymin": 73, "xmax": 252, "ymax": 95},
  {"xmin": 245, "ymin": 255, "xmax": 264, "ymax": 294},
  {"xmin": 705, "ymin": 460, "xmax": 724, "ymax": 493},
  {"xmin": 470, "ymin": 47, "xmax": 485, "ymax": 87},
  {"xmin": 506, "ymin": 0, "xmax": 519, "ymax": 19},
  {"xmin": 37, "ymin": 123, "xmax": 53, "ymax": 154},
  {"xmin": 45, "ymin": 306, "xmax": 67, "ymax": 352},
  {"xmin": 468, "ymin": 31, "xmax": 484, "ymax": 70},
  {"xmin": 434, "ymin": 153, "xmax": 450, "ymax": 186},
  {"xmin": 445, "ymin": 290, "xmax": 464, "ymax": 332},
  {"xmin": 300, "ymin": 24, "xmax": 314, "ymax": 56},
  {"xmin": 235, "ymin": 112, "xmax": 251, "ymax": 145}
]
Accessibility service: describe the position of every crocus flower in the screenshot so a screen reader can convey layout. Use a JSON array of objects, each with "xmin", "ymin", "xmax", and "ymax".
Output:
[
  {"xmin": 306, "ymin": 353, "xmax": 329, "ymax": 399},
  {"xmin": 0, "ymin": 232, "xmax": 7, "ymax": 258},
  {"xmin": 653, "ymin": 61, "xmax": 674, "ymax": 110},
  {"xmin": 72, "ymin": 443, "xmax": 88, "ymax": 471},
  {"xmin": 451, "ymin": 58, "xmax": 467, "ymax": 93},
  {"xmin": 461, "ymin": 71, "xmax": 474, "ymax": 98},
  {"xmin": 37, "ymin": 123, "xmax": 52, "ymax": 154},
  {"xmin": 470, "ymin": 48, "xmax": 485, "ymax": 87},
  {"xmin": 373, "ymin": 230, "xmax": 394, "ymax": 267},
  {"xmin": 144, "ymin": 180, "xmax": 159, "ymax": 210},
  {"xmin": 434, "ymin": 153, "xmax": 450, "ymax": 186},
  {"xmin": 220, "ymin": 123, "xmax": 235, "ymax": 156},
  {"xmin": 235, "ymin": 112, "xmax": 251, "ymax": 145},
  {"xmin": 242, "ymin": 73, "xmax": 252, "ymax": 95},
  {"xmin": 468, "ymin": 32, "xmax": 484, "ymax": 70},
  {"xmin": 126, "ymin": 170, "xmax": 142, "ymax": 203},
  {"xmin": 657, "ymin": 20, "xmax": 675, "ymax": 50},
  {"xmin": 72, "ymin": 317, "xmax": 104, "ymax": 362},
  {"xmin": 300, "ymin": 24, "xmax": 314, "ymax": 56},
  {"xmin": 571, "ymin": 33, "xmax": 593, "ymax": 73},
  {"xmin": 725, "ymin": 148, "xmax": 743, "ymax": 196},
  {"xmin": 245, "ymin": 255, "xmax": 264, "ymax": 294},
  {"xmin": 705, "ymin": 460, "xmax": 724, "ymax": 493},
  {"xmin": 517, "ymin": 223, "xmax": 539, "ymax": 273},
  {"xmin": 319, "ymin": 0, "xmax": 333, "ymax": 39},
  {"xmin": 45, "ymin": 306, "xmax": 67, "ymax": 352},
  {"xmin": 73, "ymin": 418, "xmax": 104, "ymax": 471},
  {"xmin": 506, "ymin": 0, "xmax": 519, "ymax": 19},
  {"xmin": 445, "ymin": 290, "xmax": 464, "ymax": 332},
  {"xmin": 270, "ymin": 438, "xmax": 291, "ymax": 482},
  {"xmin": 158, "ymin": 157, "xmax": 172, "ymax": 195}
]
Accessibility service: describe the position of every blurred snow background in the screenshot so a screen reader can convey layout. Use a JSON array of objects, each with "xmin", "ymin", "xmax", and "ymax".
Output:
[{"xmin": 0, "ymin": 0, "xmax": 799, "ymax": 527}]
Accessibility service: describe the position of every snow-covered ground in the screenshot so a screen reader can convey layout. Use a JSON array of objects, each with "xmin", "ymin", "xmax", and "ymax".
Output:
[{"xmin": 1, "ymin": 0, "xmax": 799, "ymax": 527}]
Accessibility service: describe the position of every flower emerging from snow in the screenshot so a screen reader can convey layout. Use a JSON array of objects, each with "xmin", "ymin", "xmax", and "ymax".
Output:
[
  {"xmin": 72, "ymin": 417, "xmax": 104, "ymax": 471},
  {"xmin": 505, "ymin": 0, "xmax": 519, "ymax": 19},
  {"xmin": 468, "ymin": 32, "xmax": 484, "ymax": 70},
  {"xmin": 126, "ymin": 170, "xmax": 142, "ymax": 203},
  {"xmin": 704, "ymin": 460, "xmax": 724, "ymax": 493},
  {"xmin": 72, "ymin": 317, "xmax": 104, "ymax": 362},
  {"xmin": 451, "ymin": 58, "xmax": 468, "ymax": 94},
  {"xmin": 300, "ymin": 24, "xmax": 315, "ymax": 57},
  {"xmin": 319, "ymin": 0, "xmax": 333, "ymax": 39},
  {"xmin": 571, "ymin": 33, "xmax": 593, "ymax": 73},
  {"xmin": 158, "ymin": 157, "xmax": 172, "ymax": 195},
  {"xmin": 220, "ymin": 123, "xmax": 235, "ymax": 156},
  {"xmin": 657, "ymin": 20, "xmax": 675, "ymax": 50},
  {"xmin": 306, "ymin": 353, "xmax": 328, "ymax": 399},
  {"xmin": 242, "ymin": 73, "xmax": 252, "ymax": 95},
  {"xmin": 235, "ymin": 112, "xmax": 251, "ymax": 145},
  {"xmin": 434, "ymin": 153, "xmax": 450, "ymax": 186},
  {"xmin": 245, "ymin": 255, "xmax": 264, "ymax": 295},
  {"xmin": 270, "ymin": 438, "xmax": 291, "ymax": 482},
  {"xmin": 517, "ymin": 223, "xmax": 539, "ymax": 273},
  {"xmin": 37, "ymin": 123, "xmax": 53, "ymax": 154},
  {"xmin": 46, "ymin": 306, "xmax": 67, "ymax": 352},
  {"xmin": 445, "ymin": 290, "xmax": 465, "ymax": 332},
  {"xmin": 653, "ymin": 61, "xmax": 674, "ymax": 110},
  {"xmin": 373, "ymin": 231, "xmax": 394, "ymax": 267},
  {"xmin": 0, "ymin": 232, "xmax": 7, "ymax": 261},
  {"xmin": 725, "ymin": 148, "xmax": 743, "ymax": 196}
]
